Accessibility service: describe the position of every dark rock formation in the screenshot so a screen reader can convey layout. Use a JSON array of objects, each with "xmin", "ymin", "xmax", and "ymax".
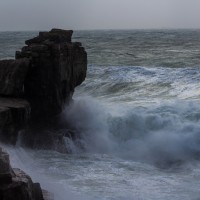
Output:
[
  {"xmin": 0, "ymin": 98, "xmax": 30, "ymax": 144},
  {"xmin": 16, "ymin": 28, "xmax": 87, "ymax": 119},
  {"xmin": 0, "ymin": 147, "xmax": 45, "ymax": 200},
  {"xmin": 0, "ymin": 59, "xmax": 29, "ymax": 97},
  {"xmin": 25, "ymin": 29, "xmax": 73, "ymax": 45},
  {"xmin": 0, "ymin": 147, "xmax": 13, "ymax": 184},
  {"xmin": 0, "ymin": 28, "xmax": 87, "ymax": 143},
  {"xmin": 20, "ymin": 128, "xmax": 80, "ymax": 153},
  {"xmin": 0, "ymin": 28, "xmax": 87, "ymax": 200}
]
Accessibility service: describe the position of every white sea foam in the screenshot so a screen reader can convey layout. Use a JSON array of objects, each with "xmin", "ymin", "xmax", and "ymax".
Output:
[
  {"xmin": 64, "ymin": 97, "xmax": 200, "ymax": 167},
  {"xmin": 2, "ymin": 145, "xmax": 92, "ymax": 200}
]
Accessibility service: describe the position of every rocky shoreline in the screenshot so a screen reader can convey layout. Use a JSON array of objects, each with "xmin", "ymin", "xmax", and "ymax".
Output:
[
  {"xmin": 0, "ymin": 147, "xmax": 52, "ymax": 200},
  {"xmin": 0, "ymin": 29, "xmax": 87, "ymax": 199}
]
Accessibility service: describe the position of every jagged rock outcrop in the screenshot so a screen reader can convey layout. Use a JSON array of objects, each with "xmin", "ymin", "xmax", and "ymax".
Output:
[
  {"xmin": 16, "ymin": 28, "xmax": 87, "ymax": 119},
  {"xmin": 25, "ymin": 29, "xmax": 73, "ymax": 45},
  {"xmin": 0, "ymin": 29, "xmax": 87, "ymax": 200},
  {"xmin": 0, "ymin": 59, "xmax": 31, "ymax": 143},
  {"xmin": 0, "ymin": 28, "xmax": 87, "ymax": 142},
  {"xmin": 0, "ymin": 147, "xmax": 45, "ymax": 200}
]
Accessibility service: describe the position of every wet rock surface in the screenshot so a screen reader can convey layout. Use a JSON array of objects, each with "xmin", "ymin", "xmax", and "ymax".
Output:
[
  {"xmin": 20, "ymin": 128, "xmax": 80, "ymax": 153},
  {"xmin": 0, "ymin": 98, "xmax": 30, "ymax": 144},
  {"xmin": 0, "ymin": 29, "xmax": 87, "ymax": 199},
  {"xmin": 0, "ymin": 59, "xmax": 29, "ymax": 97},
  {"xmin": 16, "ymin": 28, "xmax": 87, "ymax": 119},
  {"xmin": 0, "ymin": 147, "xmax": 45, "ymax": 200},
  {"xmin": 0, "ymin": 28, "xmax": 87, "ymax": 142}
]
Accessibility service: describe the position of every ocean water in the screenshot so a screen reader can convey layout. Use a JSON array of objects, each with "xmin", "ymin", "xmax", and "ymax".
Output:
[{"xmin": 1, "ymin": 30, "xmax": 200, "ymax": 200}]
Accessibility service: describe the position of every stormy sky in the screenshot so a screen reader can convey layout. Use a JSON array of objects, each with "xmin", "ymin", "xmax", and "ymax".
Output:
[{"xmin": 0, "ymin": 0, "xmax": 200, "ymax": 31}]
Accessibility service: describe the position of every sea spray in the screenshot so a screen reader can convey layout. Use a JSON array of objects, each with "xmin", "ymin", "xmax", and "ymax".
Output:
[
  {"xmin": 64, "ymin": 97, "xmax": 116, "ymax": 154},
  {"xmin": 64, "ymin": 97, "xmax": 200, "ymax": 166},
  {"xmin": 1, "ymin": 144, "xmax": 93, "ymax": 200},
  {"xmin": 2, "ymin": 96, "xmax": 200, "ymax": 199}
]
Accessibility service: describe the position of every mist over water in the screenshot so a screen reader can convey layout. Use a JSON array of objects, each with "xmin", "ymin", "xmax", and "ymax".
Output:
[
  {"xmin": 1, "ymin": 30, "xmax": 200, "ymax": 199},
  {"xmin": 65, "ymin": 98, "xmax": 200, "ymax": 165}
]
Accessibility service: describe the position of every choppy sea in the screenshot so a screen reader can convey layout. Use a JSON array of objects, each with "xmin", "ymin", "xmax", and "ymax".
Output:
[{"xmin": 1, "ymin": 29, "xmax": 200, "ymax": 200}]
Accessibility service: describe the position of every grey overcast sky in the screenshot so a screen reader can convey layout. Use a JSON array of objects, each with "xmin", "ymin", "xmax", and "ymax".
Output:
[{"xmin": 0, "ymin": 0, "xmax": 200, "ymax": 31}]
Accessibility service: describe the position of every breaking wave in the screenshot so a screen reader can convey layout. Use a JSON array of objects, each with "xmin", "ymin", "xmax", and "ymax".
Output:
[{"xmin": 65, "ymin": 97, "xmax": 200, "ymax": 167}]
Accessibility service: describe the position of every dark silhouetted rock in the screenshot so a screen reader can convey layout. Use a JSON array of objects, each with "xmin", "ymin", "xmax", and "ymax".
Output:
[
  {"xmin": 20, "ymin": 128, "xmax": 80, "ymax": 153},
  {"xmin": 0, "ymin": 28, "xmax": 87, "ymax": 143},
  {"xmin": 16, "ymin": 28, "xmax": 87, "ymax": 119},
  {"xmin": 25, "ymin": 28, "xmax": 73, "ymax": 46},
  {"xmin": 0, "ymin": 147, "xmax": 13, "ymax": 184},
  {"xmin": 0, "ymin": 28, "xmax": 86, "ymax": 199},
  {"xmin": 0, "ymin": 98, "xmax": 30, "ymax": 144},
  {"xmin": 0, "ymin": 147, "xmax": 45, "ymax": 200},
  {"xmin": 0, "ymin": 59, "xmax": 29, "ymax": 97}
]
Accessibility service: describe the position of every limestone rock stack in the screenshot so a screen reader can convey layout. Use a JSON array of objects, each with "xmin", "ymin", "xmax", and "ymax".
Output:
[
  {"xmin": 0, "ymin": 28, "xmax": 87, "ymax": 143},
  {"xmin": 16, "ymin": 29, "xmax": 87, "ymax": 119}
]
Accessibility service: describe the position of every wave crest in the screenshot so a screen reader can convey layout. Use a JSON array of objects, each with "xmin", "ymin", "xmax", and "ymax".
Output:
[{"xmin": 64, "ymin": 97, "xmax": 200, "ymax": 167}]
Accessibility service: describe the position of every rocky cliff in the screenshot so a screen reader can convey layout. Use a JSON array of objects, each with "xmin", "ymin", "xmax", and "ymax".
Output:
[
  {"xmin": 16, "ymin": 28, "xmax": 87, "ymax": 119},
  {"xmin": 0, "ymin": 28, "xmax": 87, "ymax": 143},
  {"xmin": 0, "ymin": 59, "xmax": 31, "ymax": 143},
  {"xmin": 0, "ymin": 98, "xmax": 30, "ymax": 144},
  {"xmin": 0, "ymin": 29, "xmax": 87, "ymax": 199}
]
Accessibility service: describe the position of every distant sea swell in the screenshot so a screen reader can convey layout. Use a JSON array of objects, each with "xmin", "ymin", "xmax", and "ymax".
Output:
[
  {"xmin": 1, "ymin": 29, "xmax": 200, "ymax": 67},
  {"xmin": 73, "ymin": 29, "xmax": 200, "ymax": 67}
]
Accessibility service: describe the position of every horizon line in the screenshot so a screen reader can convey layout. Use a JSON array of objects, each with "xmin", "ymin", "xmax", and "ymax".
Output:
[{"xmin": 1, "ymin": 27, "xmax": 200, "ymax": 32}]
